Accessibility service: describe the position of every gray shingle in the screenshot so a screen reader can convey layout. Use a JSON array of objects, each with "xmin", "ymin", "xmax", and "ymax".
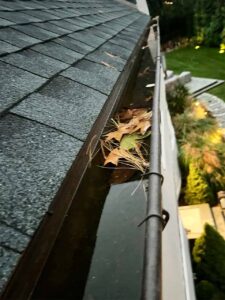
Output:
[
  {"xmin": 109, "ymin": 37, "xmax": 134, "ymax": 50},
  {"xmin": 85, "ymin": 49, "xmax": 126, "ymax": 72},
  {"xmin": 0, "ymin": 224, "xmax": 30, "ymax": 252},
  {"xmin": 32, "ymin": 41, "xmax": 83, "ymax": 64},
  {"xmin": 49, "ymin": 9, "xmax": 77, "ymax": 18},
  {"xmin": 33, "ymin": 22, "xmax": 71, "ymax": 35},
  {"xmin": 0, "ymin": 40, "xmax": 19, "ymax": 55},
  {"xmin": 0, "ymin": 247, "xmax": 20, "ymax": 291},
  {"xmin": 62, "ymin": 66, "xmax": 114, "ymax": 95},
  {"xmin": 12, "ymin": 24, "xmax": 58, "ymax": 41},
  {"xmin": 0, "ymin": 114, "xmax": 82, "ymax": 235},
  {"xmin": 87, "ymin": 27, "xmax": 112, "ymax": 39},
  {"xmin": 0, "ymin": 49, "xmax": 68, "ymax": 78},
  {"xmin": 0, "ymin": 17, "xmax": 14, "ymax": 26},
  {"xmin": 0, "ymin": 28, "xmax": 41, "ymax": 48},
  {"xmin": 101, "ymin": 42, "xmax": 132, "ymax": 61},
  {"xmin": 75, "ymin": 59, "xmax": 120, "ymax": 81},
  {"xmin": 49, "ymin": 19, "xmax": 82, "ymax": 32},
  {"xmin": 65, "ymin": 17, "xmax": 91, "ymax": 29},
  {"xmin": 0, "ymin": 61, "xmax": 46, "ymax": 113},
  {"xmin": 23, "ymin": 9, "xmax": 60, "ymax": 21},
  {"xmin": 12, "ymin": 76, "xmax": 107, "ymax": 139},
  {"xmin": 53, "ymin": 36, "xmax": 94, "ymax": 55},
  {"xmin": 0, "ymin": 11, "xmax": 41, "ymax": 24},
  {"xmin": 69, "ymin": 31, "xmax": 106, "ymax": 47},
  {"xmin": 0, "ymin": 4, "xmax": 12, "ymax": 11}
]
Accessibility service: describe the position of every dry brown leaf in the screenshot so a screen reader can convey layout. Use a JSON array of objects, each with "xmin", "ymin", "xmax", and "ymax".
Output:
[
  {"xmin": 138, "ymin": 67, "xmax": 150, "ymax": 77},
  {"xmin": 105, "ymin": 110, "xmax": 151, "ymax": 141},
  {"xmin": 133, "ymin": 119, "xmax": 151, "ymax": 134},
  {"xmin": 104, "ymin": 148, "xmax": 124, "ymax": 166},
  {"xmin": 118, "ymin": 108, "xmax": 148, "ymax": 121},
  {"xmin": 104, "ymin": 130, "xmax": 124, "ymax": 142},
  {"xmin": 125, "ymin": 111, "xmax": 152, "ymax": 134}
]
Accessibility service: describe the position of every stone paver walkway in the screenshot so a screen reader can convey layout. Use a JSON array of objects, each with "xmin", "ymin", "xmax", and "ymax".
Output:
[
  {"xmin": 197, "ymin": 92, "xmax": 225, "ymax": 128},
  {"xmin": 186, "ymin": 77, "xmax": 224, "ymax": 96}
]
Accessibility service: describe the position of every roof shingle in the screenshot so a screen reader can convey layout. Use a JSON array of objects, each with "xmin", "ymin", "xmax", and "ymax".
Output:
[{"xmin": 0, "ymin": 0, "xmax": 149, "ymax": 291}]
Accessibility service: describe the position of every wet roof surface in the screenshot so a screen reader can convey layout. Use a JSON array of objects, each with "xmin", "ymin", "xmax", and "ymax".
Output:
[{"xmin": 0, "ymin": 0, "xmax": 149, "ymax": 290}]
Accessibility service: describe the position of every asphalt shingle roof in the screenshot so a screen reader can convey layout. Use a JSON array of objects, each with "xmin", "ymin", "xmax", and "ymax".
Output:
[{"xmin": 0, "ymin": 0, "xmax": 149, "ymax": 291}]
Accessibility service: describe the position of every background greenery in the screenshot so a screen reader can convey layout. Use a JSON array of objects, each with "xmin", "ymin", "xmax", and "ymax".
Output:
[
  {"xmin": 166, "ymin": 47, "xmax": 225, "ymax": 101},
  {"xmin": 193, "ymin": 224, "xmax": 225, "ymax": 299},
  {"xmin": 147, "ymin": 0, "xmax": 225, "ymax": 46}
]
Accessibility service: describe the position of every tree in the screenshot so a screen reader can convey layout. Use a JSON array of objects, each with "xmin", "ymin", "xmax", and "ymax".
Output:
[
  {"xmin": 146, "ymin": 0, "xmax": 163, "ymax": 16},
  {"xmin": 184, "ymin": 163, "xmax": 213, "ymax": 205},
  {"xmin": 194, "ymin": 0, "xmax": 225, "ymax": 46},
  {"xmin": 193, "ymin": 224, "xmax": 225, "ymax": 293}
]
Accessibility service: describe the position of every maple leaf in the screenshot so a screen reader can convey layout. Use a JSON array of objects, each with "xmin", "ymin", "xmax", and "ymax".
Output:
[
  {"xmin": 104, "ymin": 148, "xmax": 124, "ymax": 166},
  {"xmin": 126, "ymin": 111, "xmax": 152, "ymax": 134},
  {"xmin": 120, "ymin": 133, "xmax": 140, "ymax": 150},
  {"xmin": 104, "ymin": 130, "xmax": 124, "ymax": 142}
]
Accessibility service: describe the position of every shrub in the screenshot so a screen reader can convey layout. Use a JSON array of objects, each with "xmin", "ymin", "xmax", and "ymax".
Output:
[
  {"xmin": 166, "ymin": 84, "xmax": 189, "ymax": 116},
  {"xmin": 193, "ymin": 224, "xmax": 225, "ymax": 293},
  {"xmin": 196, "ymin": 280, "xmax": 217, "ymax": 300},
  {"xmin": 184, "ymin": 163, "xmax": 214, "ymax": 205},
  {"xmin": 196, "ymin": 280, "xmax": 225, "ymax": 300},
  {"xmin": 173, "ymin": 108, "xmax": 225, "ymax": 201}
]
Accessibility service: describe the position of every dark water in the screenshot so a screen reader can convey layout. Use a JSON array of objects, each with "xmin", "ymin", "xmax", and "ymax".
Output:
[{"xmin": 83, "ymin": 181, "xmax": 147, "ymax": 300}]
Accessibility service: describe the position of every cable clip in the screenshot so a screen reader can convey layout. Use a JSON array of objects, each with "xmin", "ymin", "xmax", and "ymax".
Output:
[
  {"xmin": 138, "ymin": 209, "xmax": 170, "ymax": 230},
  {"xmin": 144, "ymin": 171, "xmax": 164, "ymax": 184}
]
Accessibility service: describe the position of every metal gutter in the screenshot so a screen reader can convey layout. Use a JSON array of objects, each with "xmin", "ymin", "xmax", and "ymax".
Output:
[{"xmin": 141, "ymin": 19, "xmax": 166, "ymax": 300}]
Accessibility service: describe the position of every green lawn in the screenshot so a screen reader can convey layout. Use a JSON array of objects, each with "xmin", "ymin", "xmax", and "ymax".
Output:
[{"xmin": 166, "ymin": 47, "xmax": 225, "ymax": 100}]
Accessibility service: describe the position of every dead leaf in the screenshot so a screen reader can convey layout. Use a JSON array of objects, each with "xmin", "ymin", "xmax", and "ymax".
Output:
[
  {"xmin": 105, "ymin": 51, "xmax": 117, "ymax": 58},
  {"xmin": 101, "ymin": 61, "xmax": 117, "ymax": 70},
  {"xmin": 138, "ymin": 67, "xmax": 151, "ymax": 77},
  {"xmin": 118, "ymin": 108, "xmax": 147, "ymax": 121},
  {"xmin": 145, "ymin": 95, "xmax": 152, "ymax": 102},
  {"xmin": 104, "ymin": 130, "xmax": 123, "ymax": 142},
  {"xmin": 104, "ymin": 148, "xmax": 124, "ymax": 166}
]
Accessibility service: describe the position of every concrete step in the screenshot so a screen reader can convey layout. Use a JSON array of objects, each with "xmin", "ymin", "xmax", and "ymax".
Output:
[{"xmin": 212, "ymin": 206, "xmax": 225, "ymax": 239}]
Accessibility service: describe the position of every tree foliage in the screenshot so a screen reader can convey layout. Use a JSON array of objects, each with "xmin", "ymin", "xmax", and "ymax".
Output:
[
  {"xmin": 184, "ymin": 163, "xmax": 214, "ymax": 205},
  {"xmin": 194, "ymin": 0, "xmax": 225, "ymax": 46},
  {"xmin": 193, "ymin": 224, "xmax": 225, "ymax": 293},
  {"xmin": 196, "ymin": 280, "xmax": 225, "ymax": 300}
]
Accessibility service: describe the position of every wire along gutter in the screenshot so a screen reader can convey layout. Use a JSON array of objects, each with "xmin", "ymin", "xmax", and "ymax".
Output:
[{"xmin": 141, "ymin": 18, "xmax": 168, "ymax": 300}]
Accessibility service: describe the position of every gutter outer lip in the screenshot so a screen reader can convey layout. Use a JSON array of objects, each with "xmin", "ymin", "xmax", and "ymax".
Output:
[{"xmin": 141, "ymin": 19, "xmax": 163, "ymax": 300}]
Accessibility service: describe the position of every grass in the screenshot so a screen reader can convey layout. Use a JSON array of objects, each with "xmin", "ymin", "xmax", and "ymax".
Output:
[{"xmin": 166, "ymin": 47, "xmax": 225, "ymax": 100}]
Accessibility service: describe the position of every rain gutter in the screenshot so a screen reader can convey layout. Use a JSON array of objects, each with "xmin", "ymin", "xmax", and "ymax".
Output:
[{"xmin": 141, "ymin": 18, "xmax": 169, "ymax": 300}]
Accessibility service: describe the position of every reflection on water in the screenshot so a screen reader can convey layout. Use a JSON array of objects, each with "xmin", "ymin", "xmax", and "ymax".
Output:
[{"xmin": 83, "ymin": 181, "xmax": 147, "ymax": 300}]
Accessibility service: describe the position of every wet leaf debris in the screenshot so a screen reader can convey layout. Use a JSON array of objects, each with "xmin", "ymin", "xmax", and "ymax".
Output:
[{"xmin": 101, "ymin": 108, "xmax": 152, "ymax": 173}]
